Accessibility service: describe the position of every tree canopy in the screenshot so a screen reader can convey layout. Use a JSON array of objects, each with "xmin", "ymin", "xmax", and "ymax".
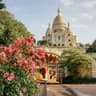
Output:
[
  {"xmin": 60, "ymin": 48, "xmax": 94, "ymax": 78},
  {"xmin": 0, "ymin": 0, "xmax": 6, "ymax": 9},
  {"xmin": 86, "ymin": 40, "xmax": 96, "ymax": 53},
  {"xmin": 0, "ymin": 11, "xmax": 31, "ymax": 45},
  {"xmin": 37, "ymin": 40, "xmax": 51, "ymax": 47}
]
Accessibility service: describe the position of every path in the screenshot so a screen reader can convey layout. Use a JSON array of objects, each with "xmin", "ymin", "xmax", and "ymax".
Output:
[{"xmin": 40, "ymin": 84, "xmax": 96, "ymax": 96}]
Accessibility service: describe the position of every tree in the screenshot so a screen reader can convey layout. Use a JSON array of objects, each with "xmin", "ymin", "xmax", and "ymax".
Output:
[
  {"xmin": 86, "ymin": 40, "xmax": 96, "ymax": 52},
  {"xmin": 37, "ymin": 40, "xmax": 51, "ymax": 46},
  {"xmin": 60, "ymin": 48, "xmax": 94, "ymax": 78},
  {"xmin": 85, "ymin": 43, "xmax": 90, "ymax": 49},
  {"xmin": 0, "ymin": 11, "xmax": 31, "ymax": 45},
  {"xmin": 0, "ymin": 0, "xmax": 6, "ymax": 9}
]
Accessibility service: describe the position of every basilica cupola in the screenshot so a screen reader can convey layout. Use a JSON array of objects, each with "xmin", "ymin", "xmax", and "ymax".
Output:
[
  {"xmin": 42, "ymin": 8, "xmax": 77, "ymax": 47},
  {"xmin": 52, "ymin": 8, "xmax": 66, "ymax": 32}
]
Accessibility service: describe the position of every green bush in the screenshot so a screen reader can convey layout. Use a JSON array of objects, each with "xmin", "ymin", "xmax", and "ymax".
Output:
[{"xmin": 62, "ymin": 76, "xmax": 96, "ymax": 84}]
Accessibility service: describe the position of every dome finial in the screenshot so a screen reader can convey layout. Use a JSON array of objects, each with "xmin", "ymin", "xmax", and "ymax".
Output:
[{"xmin": 58, "ymin": 8, "xmax": 61, "ymax": 16}]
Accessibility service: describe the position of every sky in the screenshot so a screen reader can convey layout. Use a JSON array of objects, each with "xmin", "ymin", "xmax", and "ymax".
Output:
[{"xmin": 3, "ymin": 0, "xmax": 96, "ymax": 44}]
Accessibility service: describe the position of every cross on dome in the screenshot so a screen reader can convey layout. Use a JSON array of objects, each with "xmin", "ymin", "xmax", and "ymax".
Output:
[{"xmin": 58, "ymin": 8, "xmax": 61, "ymax": 15}]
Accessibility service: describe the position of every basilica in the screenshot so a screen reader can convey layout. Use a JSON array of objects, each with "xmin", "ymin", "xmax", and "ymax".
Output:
[{"xmin": 42, "ymin": 8, "xmax": 77, "ymax": 48}]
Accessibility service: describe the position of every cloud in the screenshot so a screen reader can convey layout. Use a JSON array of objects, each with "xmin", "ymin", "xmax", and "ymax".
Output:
[
  {"xmin": 70, "ymin": 12, "xmax": 95, "ymax": 25},
  {"xmin": 60, "ymin": 0, "xmax": 74, "ymax": 6},
  {"xmin": 70, "ymin": 18, "xmax": 78, "ymax": 23},
  {"xmin": 72, "ymin": 23, "xmax": 88, "ymax": 29},
  {"xmin": 81, "ymin": 0, "xmax": 96, "ymax": 8},
  {"xmin": 80, "ymin": 13, "xmax": 94, "ymax": 20}
]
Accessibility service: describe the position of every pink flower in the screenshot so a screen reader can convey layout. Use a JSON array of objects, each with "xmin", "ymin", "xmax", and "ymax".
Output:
[
  {"xmin": 3, "ymin": 72, "xmax": 15, "ymax": 81},
  {"xmin": 3, "ymin": 72, "xmax": 9, "ymax": 79},
  {"xmin": 21, "ymin": 87, "xmax": 27, "ymax": 93},
  {"xmin": 25, "ymin": 36, "xmax": 34, "ymax": 43},
  {"xmin": 17, "ymin": 59, "xmax": 23, "ymax": 67},
  {"xmin": 27, "ymin": 57, "xmax": 35, "ymax": 70},
  {"xmin": 36, "ymin": 48, "xmax": 45, "ymax": 59},
  {"xmin": 0, "ymin": 46, "xmax": 6, "ymax": 51},
  {"xmin": 4, "ymin": 47, "xmax": 13, "ymax": 55},
  {"xmin": 9, "ymin": 44, "xmax": 18, "ymax": 53},
  {"xmin": 0, "ymin": 52, "xmax": 6, "ymax": 58},
  {"xmin": 17, "ymin": 59, "xmax": 28, "ymax": 67},
  {"xmin": 7, "ymin": 73, "xmax": 15, "ymax": 81},
  {"xmin": 14, "ymin": 38, "xmax": 23, "ymax": 47},
  {"xmin": 36, "ymin": 52, "xmax": 45, "ymax": 59},
  {"xmin": 27, "ymin": 48, "xmax": 35, "ymax": 55},
  {"xmin": 13, "ymin": 63, "xmax": 17, "ymax": 67},
  {"xmin": 28, "ymin": 61, "xmax": 35, "ymax": 70}
]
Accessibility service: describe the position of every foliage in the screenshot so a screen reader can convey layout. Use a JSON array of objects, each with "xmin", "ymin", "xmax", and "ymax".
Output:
[
  {"xmin": 0, "ymin": 11, "xmax": 31, "ymax": 45},
  {"xmin": 85, "ymin": 43, "xmax": 90, "ymax": 49},
  {"xmin": 62, "ymin": 77, "xmax": 96, "ymax": 84},
  {"xmin": 0, "ymin": 0, "xmax": 6, "ymax": 9},
  {"xmin": 86, "ymin": 40, "xmax": 96, "ymax": 52},
  {"xmin": 60, "ymin": 48, "xmax": 94, "ymax": 78},
  {"xmin": 37, "ymin": 40, "xmax": 51, "ymax": 46},
  {"xmin": 0, "ymin": 36, "xmax": 47, "ymax": 96}
]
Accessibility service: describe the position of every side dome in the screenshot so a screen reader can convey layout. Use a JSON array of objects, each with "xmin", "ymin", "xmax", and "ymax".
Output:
[
  {"xmin": 46, "ymin": 24, "xmax": 51, "ymax": 34},
  {"xmin": 52, "ymin": 9, "xmax": 66, "ymax": 32}
]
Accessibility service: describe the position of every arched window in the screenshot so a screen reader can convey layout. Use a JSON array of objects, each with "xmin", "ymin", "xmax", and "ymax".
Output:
[
  {"xmin": 70, "ymin": 43, "xmax": 72, "ymax": 46},
  {"xmin": 54, "ymin": 30, "xmax": 57, "ymax": 32},
  {"xmin": 48, "ymin": 34, "xmax": 50, "ymax": 37},
  {"xmin": 68, "ymin": 34, "xmax": 71, "ymax": 36},
  {"xmin": 54, "ymin": 44, "xmax": 56, "ymax": 46},
  {"xmin": 58, "ymin": 36, "xmax": 60, "ymax": 40},
  {"xmin": 68, "ymin": 39, "xmax": 71, "ymax": 42}
]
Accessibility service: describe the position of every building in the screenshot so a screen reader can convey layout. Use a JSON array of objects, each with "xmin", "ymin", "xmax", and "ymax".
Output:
[{"xmin": 43, "ymin": 8, "xmax": 77, "ymax": 48}]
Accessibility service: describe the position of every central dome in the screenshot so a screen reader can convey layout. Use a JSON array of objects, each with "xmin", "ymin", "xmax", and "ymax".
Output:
[{"xmin": 52, "ymin": 9, "xmax": 65, "ymax": 31}]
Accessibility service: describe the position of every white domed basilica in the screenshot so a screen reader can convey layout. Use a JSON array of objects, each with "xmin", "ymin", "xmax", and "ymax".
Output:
[{"xmin": 43, "ymin": 8, "xmax": 77, "ymax": 47}]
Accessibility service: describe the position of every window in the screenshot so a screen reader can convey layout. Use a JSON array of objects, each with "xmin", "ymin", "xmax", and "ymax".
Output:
[
  {"xmin": 62, "ymin": 44, "xmax": 64, "ymax": 46},
  {"xmin": 69, "ymin": 43, "xmax": 72, "ymax": 46},
  {"xmin": 54, "ymin": 44, "xmax": 56, "ymax": 46},
  {"xmin": 55, "ymin": 36, "xmax": 56, "ymax": 42},
  {"xmin": 68, "ymin": 39, "xmax": 71, "ymax": 42},
  {"xmin": 48, "ymin": 34, "xmax": 50, "ymax": 37},
  {"xmin": 62, "ymin": 35, "xmax": 65, "ymax": 41},
  {"xmin": 68, "ymin": 34, "xmax": 71, "ymax": 36},
  {"xmin": 58, "ymin": 44, "xmax": 60, "ymax": 46},
  {"xmin": 54, "ymin": 30, "xmax": 57, "ymax": 32},
  {"xmin": 58, "ymin": 36, "xmax": 60, "ymax": 40}
]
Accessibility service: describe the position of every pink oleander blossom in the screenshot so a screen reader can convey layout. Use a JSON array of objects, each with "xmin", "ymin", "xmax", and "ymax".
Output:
[
  {"xmin": 35, "ymin": 48, "xmax": 45, "ymax": 60},
  {"xmin": 28, "ymin": 61, "xmax": 35, "ymax": 71},
  {"xmin": 0, "ymin": 36, "xmax": 52, "ymax": 77},
  {"xmin": 21, "ymin": 87, "xmax": 27, "ymax": 93},
  {"xmin": 7, "ymin": 73, "xmax": 15, "ymax": 81},
  {"xmin": 3, "ymin": 72, "xmax": 9, "ymax": 79},
  {"xmin": 27, "ymin": 48, "xmax": 35, "ymax": 55},
  {"xmin": 3, "ymin": 72, "xmax": 15, "ymax": 81}
]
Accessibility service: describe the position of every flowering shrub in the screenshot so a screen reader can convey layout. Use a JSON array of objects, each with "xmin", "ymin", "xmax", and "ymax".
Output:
[{"xmin": 0, "ymin": 36, "xmax": 46, "ymax": 96}]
